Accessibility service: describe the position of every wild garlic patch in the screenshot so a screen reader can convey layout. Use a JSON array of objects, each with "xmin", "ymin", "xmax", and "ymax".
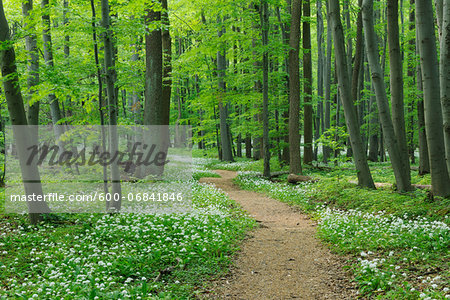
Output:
[{"xmin": 0, "ymin": 182, "xmax": 255, "ymax": 299}]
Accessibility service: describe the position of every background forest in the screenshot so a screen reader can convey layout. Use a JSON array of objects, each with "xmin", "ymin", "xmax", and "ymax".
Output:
[{"xmin": 0, "ymin": 0, "xmax": 449, "ymax": 298}]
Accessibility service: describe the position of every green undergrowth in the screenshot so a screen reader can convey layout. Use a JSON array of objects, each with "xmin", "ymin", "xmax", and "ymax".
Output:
[
  {"xmin": 0, "ymin": 180, "xmax": 255, "ymax": 299},
  {"xmin": 204, "ymin": 157, "xmax": 288, "ymax": 173},
  {"xmin": 231, "ymin": 165, "xmax": 449, "ymax": 299}
]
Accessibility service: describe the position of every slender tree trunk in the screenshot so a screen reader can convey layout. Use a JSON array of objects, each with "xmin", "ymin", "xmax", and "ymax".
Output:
[
  {"xmin": 363, "ymin": 0, "xmax": 412, "ymax": 191},
  {"xmin": 276, "ymin": 6, "xmax": 290, "ymax": 165},
  {"xmin": 416, "ymin": 0, "xmax": 450, "ymax": 197},
  {"xmin": 217, "ymin": 17, "xmax": 233, "ymax": 162},
  {"xmin": 323, "ymin": 15, "xmax": 332, "ymax": 163},
  {"xmin": 22, "ymin": 0, "xmax": 39, "ymax": 126},
  {"xmin": 90, "ymin": 0, "xmax": 108, "ymax": 194},
  {"xmin": 161, "ymin": 0, "xmax": 172, "ymax": 127},
  {"xmin": 329, "ymin": 0, "xmax": 375, "ymax": 188},
  {"xmin": 343, "ymin": 0, "xmax": 352, "ymax": 79},
  {"xmin": 417, "ymin": 62, "xmax": 430, "ymax": 174},
  {"xmin": 407, "ymin": 1, "xmax": 416, "ymax": 164},
  {"xmin": 436, "ymin": 0, "xmax": 444, "ymax": 39},
  {"xmin": 440, "ymin": 0, "xmax": 450, "ymax": 174},
  {"xmin": 101, "ymin": 0, "xmax": 121, "ymax": 210},
  {"xmin": 351, "ymin": 0, "xmax": 363, "ymax": 111},
  {"xmin": 41, "ymin": 0, "xmax": 64, "ymax": 142},
  {"xmin": 387, "ymin": 0, "xmax": 411, "ymax": 187},
  {"xmin": 1, "ymin": 0, "xmax": 51, "ymax": 224},
  {"xmin": 245, "ymin": 133, "xmax": 252, "ymax": 158},
  {"xmin": 316, "ymin": 0, "xmax": 324, "ymax": 162},
  {"xmin": 261, "ymin": 0, "xmax": 270, "ymax": 177},
  {"xmin": 289, "ymin": 0, "xmax": 302, "ymax": 174},
  {"xmin": 368, "ymin": 85, "xmax": 379, "ymax": 161},
  {"xmin": 303, "ymin": 0, "xmax": 313, "ymax": 164}
]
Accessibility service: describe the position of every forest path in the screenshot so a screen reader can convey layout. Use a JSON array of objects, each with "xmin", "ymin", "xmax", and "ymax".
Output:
[{"xmin": 199, "ymin": 170, "xmax": 355, "ymax": 300}]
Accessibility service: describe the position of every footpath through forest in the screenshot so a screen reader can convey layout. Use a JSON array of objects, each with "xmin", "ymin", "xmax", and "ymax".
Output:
[{"xmin": 200, "ymin": 170, "xmax": 356, "ymax": 299}]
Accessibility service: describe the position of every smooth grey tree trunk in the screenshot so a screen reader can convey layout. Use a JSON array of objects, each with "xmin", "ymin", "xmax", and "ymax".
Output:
[
  {"xmin": 387, "ymin": 0, "xmax": 411, "ymax": 188},
  {"xmin": 329, "ymin": 0, "xmax": 375, "ymax": 188},
  {"xmin": 316, "ymin": 0, "xmax": 324, "ymax": 161},
  {"xmin": 416, "ymin": 0, "xmax": 450, "ymax": 197},
  {"xmin": 90, "ymin": 0, "xmax": 108, "ymax": 194},
  {"xmin": 1, "ymin": 0, "xmax": 51, "ymax": 224},
  {"xmin": 41, "ymin": 0, "xmax": 64, "ymax": 142},
  {"xmin": 363, "ymin": 0, "xmax": 412, "ymax": 191},
  {"xmin": 101, "ymin": 0, "xmax": 121, "ymax": 210},
  {"xmin": 368, "ymin": 86, "xmax": 379, "ymax": 161},
  {"xmin": 217, "ymin": 17, "xmax": 233, "ymax": 162},
  {"xmin": 440, "ymin": 0, "xmax": 450, "ymax": 174},
  {"xmin": 22, "ymin": 0, "xmax": 39, "ymax": 126},
  {"xmin": 289, "ymin": 0, "xmax": 302, "ymax": 174},
  {"xmin": 261, "ymin": 0, "xmax": 270, "ymax": 177},
  {"xmin": 323, "ymin": 18, "xmax": 332, "ymax": 163},
  {"xmin": 303, "ymin": 0, "xmax": 313, "ymax": 164},
  {"xmin": 162, "ymin": 0, "xmax": 172, "ymax": 126}
]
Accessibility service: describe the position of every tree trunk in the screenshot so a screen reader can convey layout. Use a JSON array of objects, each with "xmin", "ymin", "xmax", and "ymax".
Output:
[
  {"xmin": 22, "ymin": 0, "xmax": 39, "ymax": 126},
  {"xmin": 436, "ymin": 0, "xmax": 444, "ymax": 39},
  {"xmin": 363, "ymin": 0, "xmax": 412, "ymax": 191},
  {"xmin": 416, "ymin": 0, "xmax": 450, "ymax": 197},
  {"xmin": 440, "ymin": 0, "xmax": 450, "ymax": 174},
  {"xmin": 368, "ymin": 85, "xmax": 379, "ymax": 161},
  {"xmin": 217, "ymin": 17, "xmax": 233, "ymax": 162},
  {"xmin": 261, "ymin": 0, "xmax": 270, "ymax": 177},
  {"xmin": 245, "ymin": 133, "xmax": 252, "ymax": 158},
  {"xmin": 101, "ymin": 0, "xmax": 121, "ymax": 210},
  {"xmin": 303, "ymin": 0, "xmax": 313, "ymax": 164},
  {"xmin": 90, "ymin": 0, "xmax": 108, "ymax": 194},
  {"xmin": 387, "ymin": 0, "xmax": 411, "ymax": 187},
  {"xmin": 289, "ymin": 0, "xmax": 302, "ymax": 174},
  {"xmin": 329, "ymin": 0, "xmax": 375, "ymax": 188},
  {"xmin": 323, "ymin": 14, "xmax": 332, "ymax": 163},
  {"xmin": 0, "ymin": 0, "xmax": 51, "ymax": 224},
  {"xmin": 41, "ymin": 0, "xmax": 64, "ymax": 143},
  {"xmin": 161, "ymin": 0, "xmax": 172, "ymax": 127}
]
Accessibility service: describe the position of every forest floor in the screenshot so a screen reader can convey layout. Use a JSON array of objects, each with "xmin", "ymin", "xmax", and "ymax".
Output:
[{"xmin": 200, "ymin": 170, "xmax": 357, "ymax": 299}]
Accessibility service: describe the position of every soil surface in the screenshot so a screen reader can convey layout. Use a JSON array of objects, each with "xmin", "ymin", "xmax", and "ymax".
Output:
[{"xmin": 199, "ymin": 170, "xmax": 356, "ymax": 300}]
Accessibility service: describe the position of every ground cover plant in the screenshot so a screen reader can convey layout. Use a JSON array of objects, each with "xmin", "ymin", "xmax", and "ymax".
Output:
[{"xmin": 0, "ymin": 173, "xmax": 255, "ymax": 298}]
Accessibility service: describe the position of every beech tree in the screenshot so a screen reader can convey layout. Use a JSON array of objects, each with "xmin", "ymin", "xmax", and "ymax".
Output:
[
  {"xmin": 289, "ymin": 0, "xmax": 302, "ymax": 174},
  {"xmin": 328, "ymin": 0, "xmax": 375, "ymax": 189},
  {"xmin": 416, "ymin": 0, "xmax": 450, "ymax": 197},
  {"xmin": 1, "ymin": 0, "xmax": 51, "ymax": 224},
  {"xmin": 440, "ymin": 0, "xmax": 450, "ymax": 173},
  {"xmin": 101, "ymin": 0, "xmax": 121, "ymax": 210},
  {"xmin": 362, "ymin": 0, "xmax": 412, "ymax": 191}
]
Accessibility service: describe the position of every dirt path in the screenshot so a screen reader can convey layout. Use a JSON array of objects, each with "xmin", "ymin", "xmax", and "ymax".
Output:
[{"xmin": 199, "ymin": 170, "xmax": 356, "ymax": 300}]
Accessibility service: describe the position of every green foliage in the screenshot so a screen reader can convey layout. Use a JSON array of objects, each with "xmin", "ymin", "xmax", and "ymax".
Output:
[{"xmin": 0, "ymin": 182, "xmax": 255, "ymax": 298}]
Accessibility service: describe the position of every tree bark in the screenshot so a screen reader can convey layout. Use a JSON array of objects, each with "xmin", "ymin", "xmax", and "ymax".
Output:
[
  {"xmin": 387, "ymin": 0, "xmax": 411, "ymax": 188},
  {"xmin": 22, "ymin": 0, "xmax": 39, "ymax": 126},
  {"xmin": 303, "ymin": 0, "xmax": 313, "ymax": 164},
  {"xmin": 323, "ymin": 14, "xmax": 332, "ymax": 163},
  {"xmin": 101, "ymin": 0, "xmax": 121, "ymax": 210},
  {"xmin": 363, "ymin": 0, "xmax": 412, "ymax": 191},
  {"xmin": 289, "ymin": 0, "xmax": 302, "ymax": 174},
  {"xmin": 217, "ymin": 17, "xmax": 234, "ymax": 162},
  {"xmin": 41, "ymin": 0, "xmax": 64, "ymax": 142},
  {"xmin": 1, "ymin": 0, "xmax": 51, "ymax": 223},
  {"xmin": 162, "ymin": 0, "xmax": 172, "ymax": 126},
  {"xmin": 261, "ymin": 0, "xmax": 270, "ymax": 177},
  {"xmin": 329, "ymin": 0, "xmax": 375, "ymax": 188},
  {"xmin": 416, "ymin": 0, "xmax": 450, "ymax": 197},
  {"xmin": 440, "ymin": 0, "xmax": 450, "ymax": 174}
]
